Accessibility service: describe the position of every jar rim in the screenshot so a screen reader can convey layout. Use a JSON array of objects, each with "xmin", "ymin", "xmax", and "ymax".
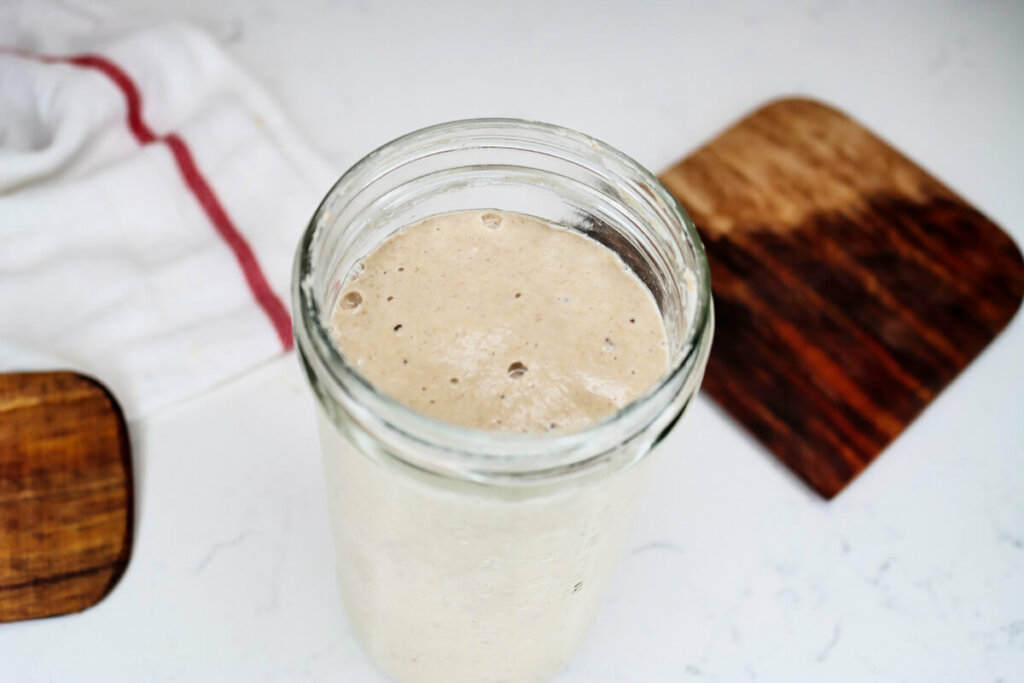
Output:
[{"xmin": 292, "ymin": 118, "xmax": 713, "ymax": 482}]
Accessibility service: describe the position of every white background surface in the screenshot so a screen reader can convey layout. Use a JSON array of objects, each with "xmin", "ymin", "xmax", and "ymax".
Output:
[{"xmin": 3, "ymin": 1, "xmax": 1023, "ymax": 681}]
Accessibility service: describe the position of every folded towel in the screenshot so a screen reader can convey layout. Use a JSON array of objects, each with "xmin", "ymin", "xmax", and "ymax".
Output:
[{"xmin": 0, "ymin": 0, "xmax": 336, "ymax": 418}]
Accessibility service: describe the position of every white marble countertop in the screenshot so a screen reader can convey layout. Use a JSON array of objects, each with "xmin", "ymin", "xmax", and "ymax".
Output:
[{"xmin": 3, "ymin": 1, "xmax": 1022, "ymax": 680}]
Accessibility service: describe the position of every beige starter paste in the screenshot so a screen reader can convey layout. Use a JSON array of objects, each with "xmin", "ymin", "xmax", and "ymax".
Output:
[{"xmin": 330, "ymin": 209, "xmax": 668, "ymax": 432}]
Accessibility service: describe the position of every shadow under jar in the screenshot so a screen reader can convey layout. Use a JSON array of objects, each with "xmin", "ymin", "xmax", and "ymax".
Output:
[{"xmin": 292, "ymin": 119, "xmax": 713, "ymax": 683}]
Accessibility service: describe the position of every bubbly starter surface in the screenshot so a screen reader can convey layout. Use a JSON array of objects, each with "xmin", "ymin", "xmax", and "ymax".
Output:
[{"xmin": 330, "ymin": 209, "xmax": 668, "ymax": 432}]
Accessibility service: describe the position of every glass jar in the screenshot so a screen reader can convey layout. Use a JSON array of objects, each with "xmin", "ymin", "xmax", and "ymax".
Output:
[{"xmin": 292, "ymin": 119, "xmax": 713, "ymax": 683}]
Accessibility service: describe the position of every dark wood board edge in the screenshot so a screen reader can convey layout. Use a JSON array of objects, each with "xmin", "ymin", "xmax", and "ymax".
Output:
[
  {"xmin": 0, "ymin": 371, "xmax": 135, "ymax": 622},
  {"xmin": 659, "ymin": 96, "xmax": 1024, "ymax": 499}
]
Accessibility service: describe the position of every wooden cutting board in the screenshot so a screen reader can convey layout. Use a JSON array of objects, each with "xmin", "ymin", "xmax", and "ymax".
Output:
[
  {"xmin": 659, "ymin": 98, "xmax": 1024, "ymax": 499},
  {"xmin": 0, "ymin": 372, "xmax": 133, "ymax": 622}
]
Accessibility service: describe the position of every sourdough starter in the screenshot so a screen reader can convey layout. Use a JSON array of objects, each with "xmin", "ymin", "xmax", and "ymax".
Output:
[{"xmin": 321, "ymin": 210, "xmax": 669, "ymax": 682}]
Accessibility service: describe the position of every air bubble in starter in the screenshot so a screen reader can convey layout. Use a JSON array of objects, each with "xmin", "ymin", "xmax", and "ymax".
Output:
[
  {"xmin": 481, "ymin": 213, "xmax": 503, "ymax": 230},
  {"xmin": 507, "ymin": 362, "xmax": 528, "ymax": 379},
  {"xmin": 342, "ymin": 291, "xmax": 363, "ymax": 309}
]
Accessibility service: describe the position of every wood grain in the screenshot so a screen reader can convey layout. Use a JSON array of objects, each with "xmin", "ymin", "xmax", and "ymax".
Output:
[
  {"xmin": 0, "ymin": 372, "xmax": 133, "ymax": 622},
  {"xmin": 659, "ymin": 98, "xmax": 1024, "ymax": 498}
]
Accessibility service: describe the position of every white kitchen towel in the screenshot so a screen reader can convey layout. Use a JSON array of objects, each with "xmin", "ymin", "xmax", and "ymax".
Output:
[{"xmin": 0, "ymin": 0, "xmax": 336, "ymax": 418}]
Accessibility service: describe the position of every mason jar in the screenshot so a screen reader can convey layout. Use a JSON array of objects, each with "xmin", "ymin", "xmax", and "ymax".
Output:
[{"xmin": 292, "ymin": 119, "xmax": 713, "ymax": 683}]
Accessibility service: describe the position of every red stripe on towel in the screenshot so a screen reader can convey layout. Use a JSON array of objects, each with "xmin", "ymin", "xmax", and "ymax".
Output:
[{"xmin": 28, "ymin": 51, "xmax": 294, "ymax": 350}]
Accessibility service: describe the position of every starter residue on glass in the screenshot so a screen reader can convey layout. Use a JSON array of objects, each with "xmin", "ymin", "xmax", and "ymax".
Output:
[{"xmin": 329, "ymin": 209, "xmax": 668, "ymax": 433}]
